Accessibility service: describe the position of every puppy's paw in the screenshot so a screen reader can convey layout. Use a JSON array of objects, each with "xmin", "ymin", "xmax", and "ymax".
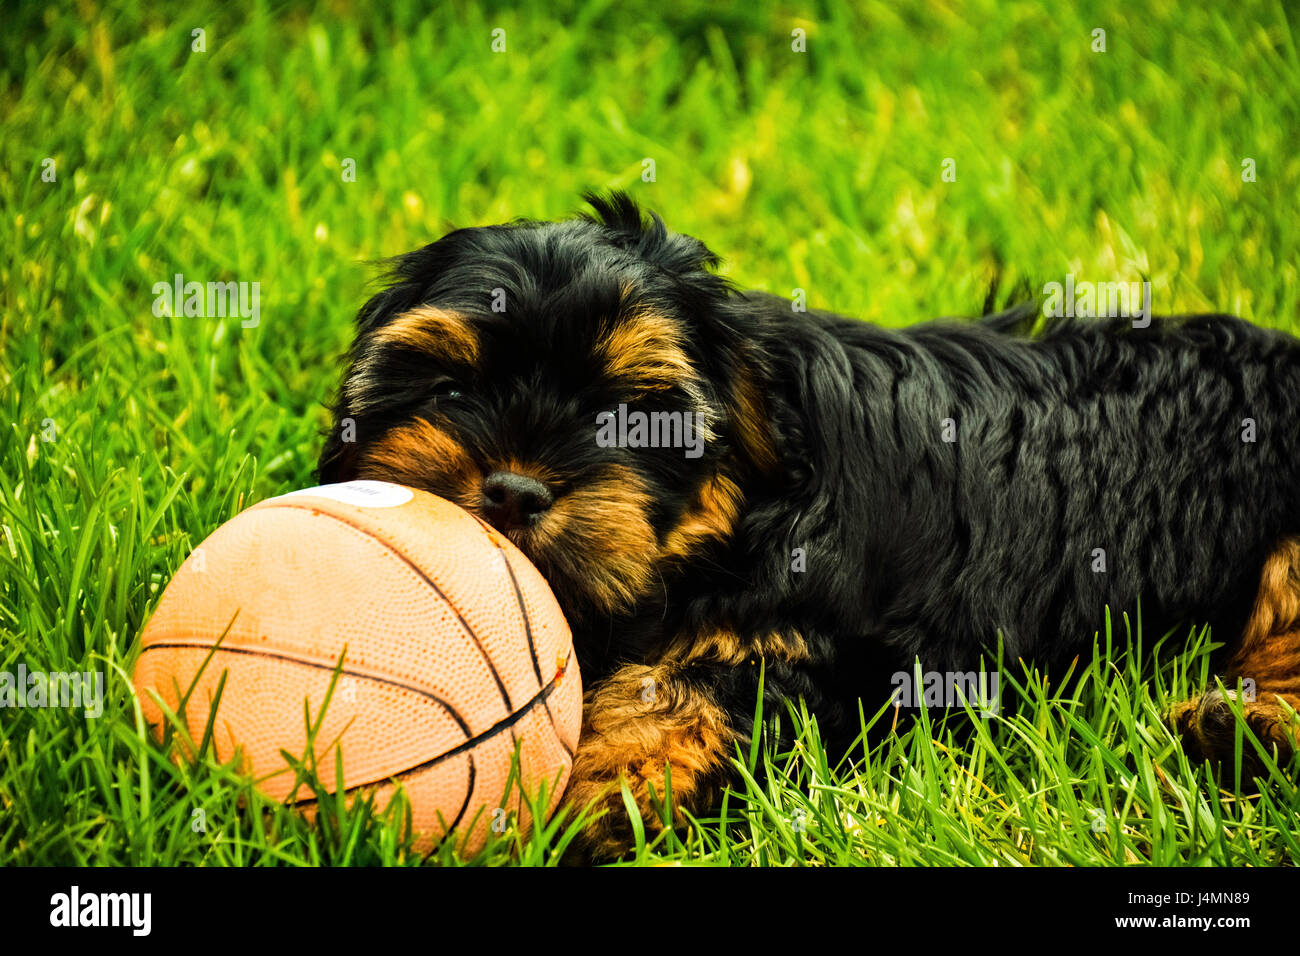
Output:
[
  {"xmin": 559, "ymin": 661, "xmax": 735, "ymax": 863},
  {"xmin": 560, "ymin": 757, "xmax": 668, "ymax": 864},
  {"xmin": 1167, "ymin": 688, "xmax": 1298, "ymax": 777}
]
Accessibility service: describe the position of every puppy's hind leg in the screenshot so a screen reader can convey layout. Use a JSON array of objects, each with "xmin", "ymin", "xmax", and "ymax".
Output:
[{"xmin": 1168, "ymin": 537, "xmax": 1300, "ymax": 776}]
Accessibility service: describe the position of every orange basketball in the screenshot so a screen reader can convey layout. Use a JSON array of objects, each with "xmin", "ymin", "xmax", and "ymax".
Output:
[{"xmin": 133, "ymin": 480, "xmax": 582, "ymax": 855}]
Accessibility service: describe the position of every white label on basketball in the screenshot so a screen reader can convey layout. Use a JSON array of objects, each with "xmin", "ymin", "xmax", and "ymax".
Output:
[{"xmin": 281, "ymin": 481, "xmax": 414, "ymax": 508}]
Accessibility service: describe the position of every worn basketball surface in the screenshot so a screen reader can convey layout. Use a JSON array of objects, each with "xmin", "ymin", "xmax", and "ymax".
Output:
[{"xmin": 133, "ymin": 480, "xmax": 582, "ymax": 854}]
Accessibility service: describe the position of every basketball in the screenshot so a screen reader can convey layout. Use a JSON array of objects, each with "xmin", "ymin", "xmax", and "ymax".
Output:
[{"xmin": 132, "ymin": 480, "xmax": 582, "ymax": 854}]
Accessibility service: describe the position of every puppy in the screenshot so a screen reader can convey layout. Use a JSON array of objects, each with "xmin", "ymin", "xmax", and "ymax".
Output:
[{"xmin": 319, "ymin": 192, "xmax": 1300, "ymax": 859}]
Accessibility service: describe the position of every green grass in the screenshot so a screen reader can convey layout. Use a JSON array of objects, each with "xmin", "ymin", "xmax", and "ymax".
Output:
[{"xmin": 2, "ymin": 0, "xmax": 1299, "ymax": 865}]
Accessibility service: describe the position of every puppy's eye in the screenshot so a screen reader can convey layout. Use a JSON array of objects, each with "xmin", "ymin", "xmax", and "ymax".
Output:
[{"xmin": 430, "ymin": 381, "xmax": 464, "ymax": 402}]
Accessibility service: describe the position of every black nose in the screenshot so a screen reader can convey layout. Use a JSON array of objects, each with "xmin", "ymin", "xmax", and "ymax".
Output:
[{"xmin": 481, "ymin": 472, "xmax": 554, "ymax": 531}]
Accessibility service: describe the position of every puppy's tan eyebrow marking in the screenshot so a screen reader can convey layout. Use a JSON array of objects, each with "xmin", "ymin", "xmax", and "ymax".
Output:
[
  {"xmin": 372, "ymin": 305, "xmax": 479, "ymax": 367},
  {"xmin": 596, "ymin": 302, "xmax": 717, "ymax": 441},
  {"xmin": 344, "ymin": 306, "xmax": 479, "ymax": 412},
  {"xmin": 597, "ymin": 306, "xmax": 694, "ymax": 392}
]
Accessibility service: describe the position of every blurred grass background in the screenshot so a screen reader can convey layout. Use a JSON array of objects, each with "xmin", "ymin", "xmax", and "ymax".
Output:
[{"xmin": 1, "ymin": 0, "xmax": 1298, "ymax": 865}]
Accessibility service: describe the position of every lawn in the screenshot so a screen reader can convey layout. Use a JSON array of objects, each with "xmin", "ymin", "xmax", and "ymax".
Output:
[{"xmin": 2, "ymin": 0, "xmax": 1298, "ymax": 865}]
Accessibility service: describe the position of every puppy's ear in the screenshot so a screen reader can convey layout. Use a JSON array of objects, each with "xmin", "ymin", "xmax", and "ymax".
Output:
[
  {"xmin": 582, "ymin": 190, "xmax": 720, "ymax": 276},
  {"xmin": 315, "ymin": 263, "xmax": 428, "ymax": 485},
  {"xmin": 712, "ymin": 305, "xmax": 781, "ymax": 477},
  {"xmin": 316, "ymin": 222, "xmax": 485, "ymax": 485}
]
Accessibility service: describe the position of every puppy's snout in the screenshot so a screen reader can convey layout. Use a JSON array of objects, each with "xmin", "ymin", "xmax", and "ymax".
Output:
[{"xmin": 481, "ymin": 471, "xmax": 554, "ymax": 531}]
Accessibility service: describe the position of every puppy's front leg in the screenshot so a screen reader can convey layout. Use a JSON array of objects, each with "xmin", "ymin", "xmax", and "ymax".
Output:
[
  {"xmin": 563, "ymin": 628, "xmax": 810, "ymax": 861},
  {"xmin": 564, "ymin": 660, "xmax": 735, "ymax": 860}
]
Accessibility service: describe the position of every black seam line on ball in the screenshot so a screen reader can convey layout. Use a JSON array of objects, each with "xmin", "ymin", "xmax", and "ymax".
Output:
[
  {"xmin": 470, "ymin": 512, "xmax": 545, "ymax": 689},
  {"xmin": 478, "ymin": 525, "xmax": 534, "ymax": 760},
  {"xmin": 467, "ymin": 514, "xmax": 528, "ymax": 760},
  {"xmin": 260, "ymin": 500, "xmax": 515, "ymax": 711},
  {"xmin": 444, "ymin": 756, "xmax": 476, "ymax": 838},
  {"xmin": 466, "ymin": 513, "xmax": 576, "ymax": 761},
  {"xmin": 138, "ymin": 641, "xmax": 473, "ymax": 738},
  {"xmin": 290, "ymin": 663, "xmax": 567, "ymax": 804},
  {"xmin": 495, "ymin": 540, "xmax": 575, "ymax": 760}
]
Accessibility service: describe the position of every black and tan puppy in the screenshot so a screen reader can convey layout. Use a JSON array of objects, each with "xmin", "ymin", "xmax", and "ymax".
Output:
[{"xmin": 319, "ymin": 193, "xmax": 1300, "ymax": 859}]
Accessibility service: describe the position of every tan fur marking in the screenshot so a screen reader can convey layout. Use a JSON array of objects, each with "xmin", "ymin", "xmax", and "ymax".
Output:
[
  {"xmin": 355, "ymin": 418, "xmax": 481, "ymax": 510},
  {"xmin": 661, "ymin": 472, "xmax": 745, "ymax": 562},
  {"xmin": 373, "ymin": 306, "xmax": 479, "ymax": 367},
  {"xmin": 524, "ymin": 464, "xmax": 659, "ymax": 617},
  {"xmin": 1232, "ymin": 537, "xmax": 1300, "ymax": 689},
  {"xmin": 666, "ymin": 627, "xmax": 811, "ymax": 668},
  {"xmin": 598, "ymin": 307, "xmax": 699, "ymax": 397},
  {"xmin": 729, "ymin": 367, "xmax": 778, "ymax": 471},
  {"xmin": 498, "ymin": 458, "xmax": 561, "ymax": 486}
]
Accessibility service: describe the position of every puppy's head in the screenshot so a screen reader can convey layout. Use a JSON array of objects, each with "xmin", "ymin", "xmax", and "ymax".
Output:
[{"xmin": 318, "ymin": 193, "xmax": 775, "ymax": 625}]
